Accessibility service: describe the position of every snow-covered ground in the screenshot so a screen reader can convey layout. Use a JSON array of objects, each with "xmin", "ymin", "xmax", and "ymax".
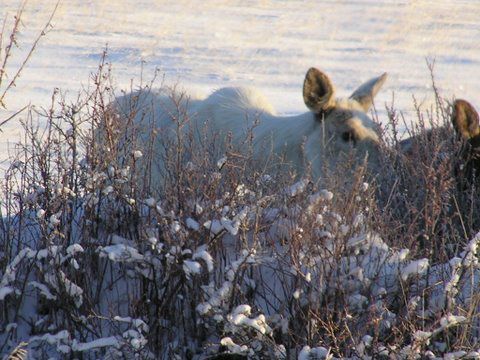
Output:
[
  {"xmin": 1, "ymin": 2, "xmax": 480, "ymax": 357},
  {"xmin": 1, "ymin": 0, "xmax": 479, "ymax": 162}
]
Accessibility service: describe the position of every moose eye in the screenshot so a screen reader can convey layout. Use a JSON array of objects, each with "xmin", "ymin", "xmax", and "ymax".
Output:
[{"xmin": 341, "ymin": 131, "xmax": 356, "ymax": 143}]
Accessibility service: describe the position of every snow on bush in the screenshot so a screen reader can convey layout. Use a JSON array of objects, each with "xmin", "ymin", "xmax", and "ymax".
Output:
[{"xmin": 1, "ymin": 62, "xmax": 480, "ymax": 359}]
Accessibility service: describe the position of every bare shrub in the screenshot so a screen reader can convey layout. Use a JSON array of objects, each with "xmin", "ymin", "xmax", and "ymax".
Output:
[
  {"xmin": 0, "ymin": 50, "xmax": 480, "ymax": 359},
  {"xmin": 0, "ymin": 1, "xmax": 58, "ymax": 112},
  {"xmin": 373, "ymin": 65, "xmax": 480, "ymax": 264}
]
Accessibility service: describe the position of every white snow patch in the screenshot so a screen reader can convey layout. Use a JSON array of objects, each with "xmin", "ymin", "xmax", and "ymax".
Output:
[
  {"xmin": 216, "ymin": 155, "xmax": 227, "ymax": 169},
  {"xmin": 220, "ymin": 337, "xmax": 249, "ymax": 354},
  {"xmin": 285, "ymin": 179, "xmax": 308, "ymax": 197},
  {"xmin": 401, "ymin": 258, "xmax": 429, "ymax": 281},
  {"xmin": 203, "ymin": 219, "xmax": 223, "ymax": 235},
  {"xmin": 29, "ymin": 281, "xmax": 57, "ymax": 300},
  {"xmin": 66, "ymin": 244, "xmax": 84, "ymax": 256},
  {"xmin": 299, "ymin": 345, "xmax": 331, "ymax": 360},
  {"xmin": 186, "ymin": 217, "xmax": 200, "ymax": 231},
  {"xmin": 30, "ymin": 330, "xmax": 70, "ymax": 345},
  {"xmin": 183, "ymin": 260, "xmax": 202, "ymax": 276},
  {"xmin": 132, "ymin": 150, "xmax": 143, "ymax": 159},
  {"xmin": 72, "ymin": 336, "xmax": 120, "ymax": 352},
  {"xmin": 193, "ymin": 247, "xmax": 214, "ymax": 272},
  {"xmin": 0, "ymin": 286, "xmax": 14, "ymax": 300},
  {"xmin": 98, "ymin": 244, "xmax": 144, "ymax": 262}
]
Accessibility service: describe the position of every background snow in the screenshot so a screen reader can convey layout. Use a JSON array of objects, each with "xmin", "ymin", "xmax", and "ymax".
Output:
[{"xmin": 1, "ymin": 0, "xmax": 479, "ymax": 165}]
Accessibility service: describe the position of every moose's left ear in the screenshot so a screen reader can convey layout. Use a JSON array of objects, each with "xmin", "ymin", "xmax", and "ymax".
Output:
[
  {"xmin": 350, "ymin": 73, "xmax": 387, "ymax": 112},
  {"xmin": 452, "ymin": 99, "xmax": 480, "ymax": 140},
  {"xmin": 303, "ymin": 67, "xmax": 336, "ymax": 112}
]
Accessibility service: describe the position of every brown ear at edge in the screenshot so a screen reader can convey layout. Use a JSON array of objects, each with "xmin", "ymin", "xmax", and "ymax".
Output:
[
  {"xmin": 302, "ymin": 67, "xmax": 335, "ymax": 113},
  {"xmin": 452, "ymin": 99, "xmax": 480, "ymax": 140}
]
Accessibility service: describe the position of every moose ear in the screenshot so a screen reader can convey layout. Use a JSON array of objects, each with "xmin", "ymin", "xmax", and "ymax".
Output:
[
  {"xmin": 349, "ymin": 73, "xmax": 387, "ymax": 112},
  {"xmin": 452, "ymin": 99, "xmax": 480, "ymax": 140},
  {"xmin": 303, "ymin": 68, "xmax": 335, "ymax": 112}
]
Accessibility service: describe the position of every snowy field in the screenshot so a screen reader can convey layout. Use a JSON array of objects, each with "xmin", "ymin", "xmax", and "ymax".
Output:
[
  {"xmin": 2, "ymin": 1, "xmax": 480, "ymax": 358},
  {"xmin": 1, "ymin": 0, "xmax": 480, "ymax": 165}
]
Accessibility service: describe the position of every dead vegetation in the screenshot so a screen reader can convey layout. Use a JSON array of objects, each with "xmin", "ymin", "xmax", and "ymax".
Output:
[{"xmin": 0, "ymin": 12, "xmax": 479, "ymax": 356}]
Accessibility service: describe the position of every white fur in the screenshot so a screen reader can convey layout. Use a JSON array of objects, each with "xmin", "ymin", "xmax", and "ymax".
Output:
[
  {"xmin": 115, "ymin": 69, "xmax": 386, "ymax": 183},
  {"xmin": 197, "ymin": 87, "xmax": 318, "ymax": 173}
]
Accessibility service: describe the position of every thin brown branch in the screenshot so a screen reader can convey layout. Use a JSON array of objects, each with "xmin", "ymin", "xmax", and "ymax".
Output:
[{"xmin": 0, "ymin": 0, "xmax": 60, "ymax": 109}]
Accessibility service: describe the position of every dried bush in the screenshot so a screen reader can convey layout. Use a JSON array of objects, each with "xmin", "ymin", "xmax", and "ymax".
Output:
[{"xmin": 0, "ymin": 52, "xmax": 479, "ymax": 359}]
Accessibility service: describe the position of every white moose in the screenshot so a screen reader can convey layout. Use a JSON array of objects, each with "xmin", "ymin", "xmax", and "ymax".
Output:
[{"xmin": 115, "ymin": 68, "xmax": 387, "ymax": 183}]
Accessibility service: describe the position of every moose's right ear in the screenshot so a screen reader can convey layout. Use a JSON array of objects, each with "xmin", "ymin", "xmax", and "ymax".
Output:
[
  {"xmin": 452, "ymin": 99, "xmax": 480, "ymax": 140},
  {"xmin": 303, "ymin": 68, "xmax": 335, "ymax": 113},
  {"xmin": 349, "ymin": 73, "xmax": 387, "ymax": 112}
]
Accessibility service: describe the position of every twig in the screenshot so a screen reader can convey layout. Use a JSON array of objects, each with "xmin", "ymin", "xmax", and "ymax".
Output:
[
  {"xmin": 0, "ymin": 0, "xmax": 60, "ymax": 108},
  {"xmin": 0, "ymin": 104, "xmax": 28, "ymax": 131}
]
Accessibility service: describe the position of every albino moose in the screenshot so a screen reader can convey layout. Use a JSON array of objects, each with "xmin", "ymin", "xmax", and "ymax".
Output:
[{"xmin": 118, "ymin": 68, "xmax": 387, "ymax": 183}]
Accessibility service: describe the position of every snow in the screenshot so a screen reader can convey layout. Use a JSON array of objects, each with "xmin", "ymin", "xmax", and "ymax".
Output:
[
  {"xmin": 232, "ymin": 304, "xmax": 251, "ymax": 316},
  {"xmin": 229, "ymin": 313, "xmax": 271, "ymax": 335},
  {"xmin": 216, "ymin": 155, "xmax": 227, "ymax": 169},
  {"xmin": 413, "ymin": 330, "xmax": 432, "ymax": 342},
  {"xmin": 440, "ymin": 314, "xmax": 467, "ymax": 328},
  {"xmin": 132, "ymin": 150, "xmax": 143, "ymax": 159},
  {"xmin": 30, "ymin": 329, "xmax": 70, "ymax": 345},
  {"xmin": 401, "ymin": 258, "xmax": 430, "ymax": 281},
  {"xmin": 1, "ymin": 1, "xmax": 480, "ymax": 358},
  {"xmin": 171, "ymin": 221, "xmax": 181, "ymax": 233},
  {"xmin": 29, "ymin": 281, "xmax": 57, "ymax": 300},
  {"xmin": 444, "ymin": 351, "xmax": 468, "ymax": 360},
  {"xmin": 1, "ymin": 248, "xmax": 35, "ymax": 288},
  {"xmin": 299, "ymin": 345, "xmax": 331, "ymax": 360},
  {"xmin": 203, "ymin": 219, "xmax": 225, "ymax": 235},
  {"xmin": 0, "ymin": 286, "xmax": 14, "ymax": 300},
  {"xmin": 203, "ymin": 208, "xmax": 249, "ymax": 236},
  {"xmin": 102, "ymin": 185, "xmax": 114, "ymax": 196},
  {"xmin": 183, "ymin": 260, "xmax": 202, "ymax": 276},
  {"xmin": 49, "ymin": 213, "xmax": 61, "ymax": 227},
  {"xmin": 2, "ymin": 177, "xmax": 480, "ymax": 357},
  {"xmin": 45, "ymin": 270, "xmax": 84, "ymax": 308},
  {"xmin": 220, "ymin": 216, "xmax": 240, "ymax": 236},
  {"xmin": 66, "ymin": 243, "xmax": 84, "ymax": 256},
  {"xmin": 1, "ymin": 1, "xmax": 480, "ymax": 170},
  {"xmin": 285, "ymin": 179, "xmax": 308, "ymax": 197},
  {"xmin": 98, "ymin": 244, "xmax": 144, "ymax": 262},
  {"xmin": 114, "ymin": 316, "xmax": 149, "ymax": 333},
  {"xmin": 186, "ymin": 217, "xmax": 200, "ymax": 231},
  {"xmin": 193, "ymin": 247, "xmax": 214, "ymax": 272},
  {"xmin": 71, "ymin": 336, "xmax": 120, "ymax": 352},
  {"xmin": 220, "ymin": 337, "xmax": 249, "ymax": 355},
  {"xmin": 144, "ymin": 197, "xmax": 156, "ymax": 207},
  {"xmin": 36, "ymin": 246, "xmax": 59, "ymax": 260}
]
